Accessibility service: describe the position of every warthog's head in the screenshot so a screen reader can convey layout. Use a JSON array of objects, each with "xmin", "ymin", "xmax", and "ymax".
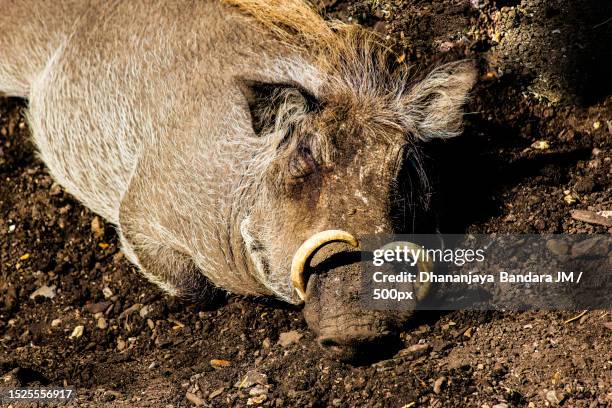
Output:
[{"xmin": 230, "ymin": 0, "xmax": 476, "ymax": 360}]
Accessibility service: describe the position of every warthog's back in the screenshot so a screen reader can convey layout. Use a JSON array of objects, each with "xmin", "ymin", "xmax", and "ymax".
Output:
[
  {"xmin": 2, "ymin": 0, "xmax": 305, "ymax": 224},
  {"xmin": 0, "ymin": 0, "xmax": 97, "ymax": 97}
]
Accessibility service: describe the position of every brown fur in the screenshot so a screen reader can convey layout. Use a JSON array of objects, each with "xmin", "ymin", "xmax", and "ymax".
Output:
[{"xmin": 0, "ymin": 0, "xmax": 476, "ymax": 357}]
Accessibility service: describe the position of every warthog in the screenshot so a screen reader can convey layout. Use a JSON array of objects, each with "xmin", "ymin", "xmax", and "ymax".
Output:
[{"xmin": 0, "ymin": 0, "xmax": 475, "ymax": 360}]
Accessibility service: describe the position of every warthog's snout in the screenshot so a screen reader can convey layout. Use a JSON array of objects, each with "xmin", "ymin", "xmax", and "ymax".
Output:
[
  {"xmin": 315, "ymin": 315, "xmax": 400, "ymax": 362},
  {"xmin": 295, "ymin": 232, "xmax": 415, "ymax": 362}
]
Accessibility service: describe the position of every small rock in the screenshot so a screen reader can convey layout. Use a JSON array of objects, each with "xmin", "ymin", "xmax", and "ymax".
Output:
[
  {"xmin": 470, "ymin": 0, "xmax": 487, "ymax": 9},
  {"xmin": 531, "ymin": 140, "xmax": 550, "ymax": 150},
  {"xmin": 122, "ymin": 303, "xmax": 143, "ymax": 317},
  {"xmin": 85, "ymin": 301, "xmax": 112, "ymax": 314},
  {"xmin": 91, "ymin": 216, "xmax": 105, "ymax": 238},
  {"xmin": 208, "ymin": 387, "xmax": 225, "ymax": 399},
  {"xmin": 492, "ymin": 404, "xmax": 508, "ymax": 408},
  {"xmin": 438, "ymin": 41, "xmax": 455, "ymax": 52},
  {"xmin": 570, "ymin": 210, "xmax": 612, "ymax": 227},
  {"xmin": 592, "ymin": 120, "xmax": 601, "ymax": 130},
  {"xmin": 534, "ymin": 219, "xmax": 546, "ymax": 231},
  {"xmin": 102, "ymin": 287, "xmax": 113, "ymax": 298},
  {"xmin": 210, "ymin": 359, "xmax": 231, "ymax": 368},
  {"xmin": 262, "ymin": 338, "xmax": 271, "ymax": 349},
  {"xmin": 69, "ymin": 325, "xmax": 84, "ymax": 339},
  {"xmin": 563, "ymin": 192, "xmax": 579, "ymax": 205},
  {"xmin": 30, "ymin": 284, "xmax": 56, "ymax": 300},
  {"xmin": 8, "ymin": 224, "xmax": 15, "ymax": 233},
  {"xmin": 185, "ymin": 391, "xmax": 204, "ymax": 406},
  {"xmin": 117, "ymin": 338, "xmax": 126, "ymax": 351},
  {"xmin": 441, "ymin": 321, "xmax": 456, "ymax": 331},
  {"xmin": 571, "ymin": 237, "xmax": 601, "ymax": 257},
  {"xmin": 139, "ymin": 305, "xmax": 151, "ymax": 318},
  {"xmin": 277, "ymin": 330, "xmax": 303, "ymax": 347},
  {"xmin": 492, "ymin": 362, "xmax": 506, "ymax": 376},
  {"xmin": 545, "ymin": 390, "xmax": 560, "ymax": 405},
  {"xmin": 235, "ymin": 370, "xmax": 268, "ymax": 389},
  {"xmin": 247, "ymin": 394, "xmax": 267, "ymax": 405},
  {"xmin": 97, "ymin": 317, "xmax": 108, "ymax": 329},
  {"xmin": 51, "ymin": 318, "xmax": 62, "ymax": 327},
  {"xmin": 433, "ymin": 376, "xmax": 447, "ymax": 394},
  {"xmin": 484, "ymin": 72, "xmax": 497, "ymax": 81},
  {"xmin": 463, "ymin": 327, "xmax": 474, "ymax": 338},
  {"xmin": 249, "ymin": 385, "xmax": 268, "ymax": 397},
  {"xmin": 546, "ymin": 239, "xmax": 569, "ymax": 256}
]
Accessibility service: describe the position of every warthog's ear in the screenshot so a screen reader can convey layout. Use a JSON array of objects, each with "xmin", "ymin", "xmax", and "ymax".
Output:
[
  {"xmin": 402, "ymin": 61, "xmax": 477, "ymax": 140},
  {"xmin": 239, "ymin": 80, "xmax": 319, "ymax": 136}
]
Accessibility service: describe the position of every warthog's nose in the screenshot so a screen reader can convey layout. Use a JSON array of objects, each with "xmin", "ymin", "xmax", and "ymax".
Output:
[
  {"xmin": 317, "ymin": 336, "xmax": 345, "ymax": 354},
  {"xmin": 316, "ymin": 330, "xmax": 398, "ymax": 362}
]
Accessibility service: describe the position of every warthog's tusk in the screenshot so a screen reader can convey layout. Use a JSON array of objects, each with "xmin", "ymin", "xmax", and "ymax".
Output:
[
  {"xmin": 381, "ymin": 241, "xmax": 433, "ymax": 302},
  {"xmin": 291, "ymin": 230, "xmax": 359, "ymax": 301}
]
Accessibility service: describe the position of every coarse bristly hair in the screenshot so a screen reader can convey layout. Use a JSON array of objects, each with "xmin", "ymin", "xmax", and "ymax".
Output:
[{"xmin": 222, "ymin": 0, "xmax": 476, "ymax": 142}]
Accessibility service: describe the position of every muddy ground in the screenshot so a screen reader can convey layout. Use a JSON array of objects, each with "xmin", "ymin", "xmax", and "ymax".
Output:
[{"xmin": 1, "ymin": 0, "xmax": 611, "ymax": 407}]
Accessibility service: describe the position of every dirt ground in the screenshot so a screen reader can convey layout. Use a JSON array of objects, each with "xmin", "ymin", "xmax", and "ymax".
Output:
[{"xmin": 1, "ymin": 0, "xmax": 611, "ymax": 407}]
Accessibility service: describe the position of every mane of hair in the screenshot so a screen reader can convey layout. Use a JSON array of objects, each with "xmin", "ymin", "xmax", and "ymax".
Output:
[
  {"xmin": 221, "ymin": 0, "xmax": 474, "ymax": 148},
  {"xmin": 222, "ymin": 0, "xmax": 342, "ymax": 50},
  {"xmin": 221, "ymin": 0, "xmax": 404, "ymax": 89}
]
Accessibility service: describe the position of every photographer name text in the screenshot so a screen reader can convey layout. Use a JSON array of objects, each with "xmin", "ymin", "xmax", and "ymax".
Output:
[{"xmin": 372, "ymin": 271, "xmax": 583, "ymax": 285}]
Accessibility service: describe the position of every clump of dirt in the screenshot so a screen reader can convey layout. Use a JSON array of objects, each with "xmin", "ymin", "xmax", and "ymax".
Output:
[{"xmin": 1, "ymin": 0, "xmax": 610, "ymax": 407}]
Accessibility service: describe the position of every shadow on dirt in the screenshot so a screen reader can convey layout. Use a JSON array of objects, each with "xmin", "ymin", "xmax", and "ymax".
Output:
[
  {"xmin": 422, "ymin": 71, "xmax": 594, "ymax": 233},
  {"xmin": 549, "ymin": 0, "xmax": 612, "ymax": 105}
]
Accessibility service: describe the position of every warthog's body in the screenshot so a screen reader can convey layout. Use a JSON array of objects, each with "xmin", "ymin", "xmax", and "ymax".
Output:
[{"xmin": 1, "ymin": 0, "xmax": 475, "ymax": 359}]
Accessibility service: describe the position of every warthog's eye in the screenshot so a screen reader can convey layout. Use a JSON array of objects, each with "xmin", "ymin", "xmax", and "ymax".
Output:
[{"xmin": 288, "ymin": 144, "xmax": 317, "ymax": 180}]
